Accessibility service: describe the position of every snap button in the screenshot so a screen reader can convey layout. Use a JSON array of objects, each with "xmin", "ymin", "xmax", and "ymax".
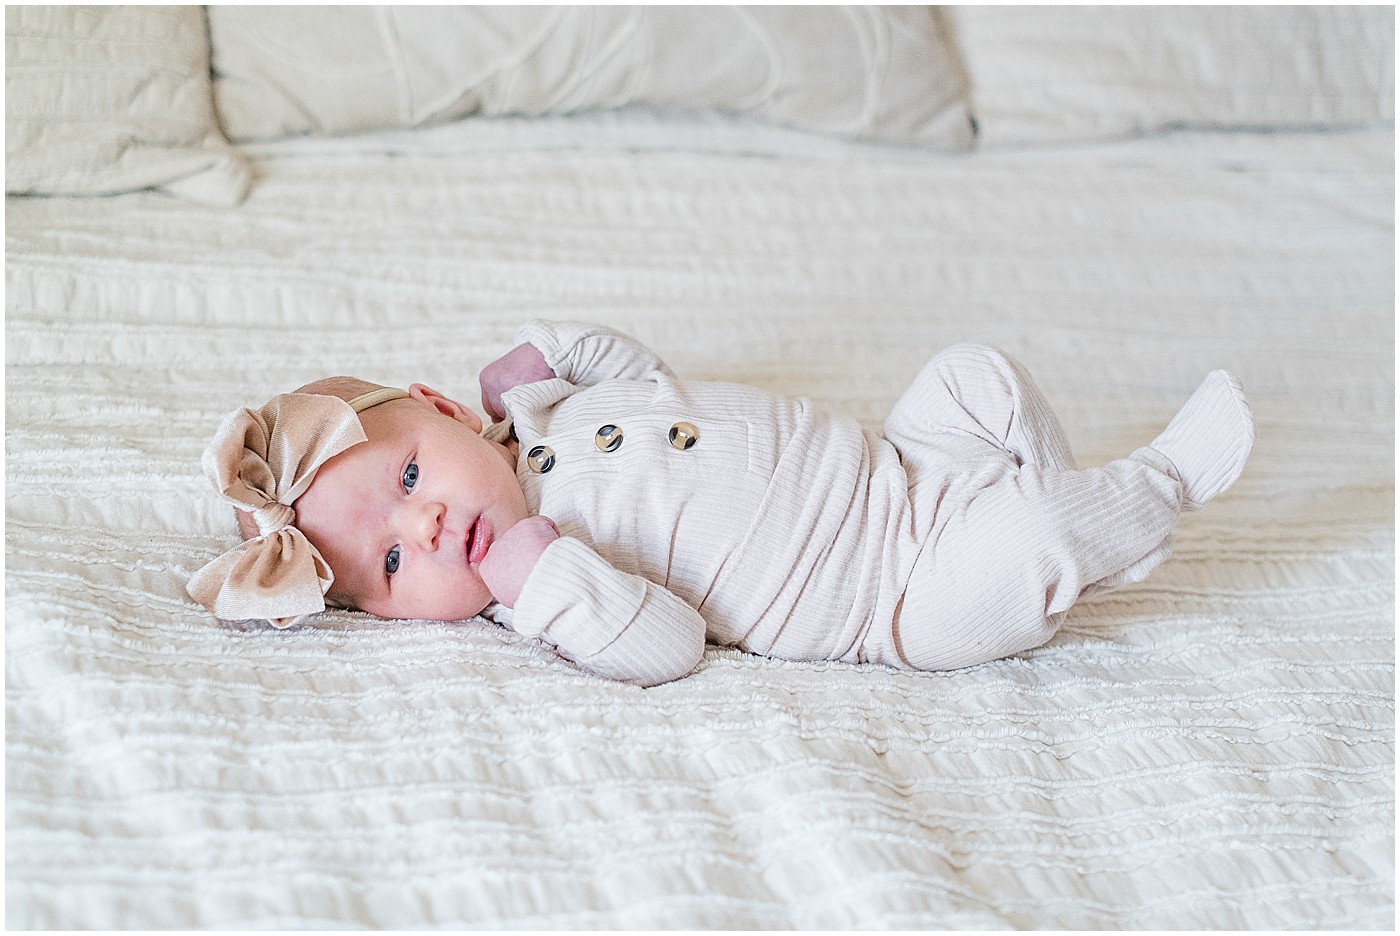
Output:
[
  {"xmin": 527, "ymin": 445, "xmax": 556, "ymax": 474},
  {"xmin": 668, "ymin": 421, "xmax": 699, "ymax": 451},
  {"xmin": 595, "ymin": 424, "xmax": 624, "ymax": 452}
]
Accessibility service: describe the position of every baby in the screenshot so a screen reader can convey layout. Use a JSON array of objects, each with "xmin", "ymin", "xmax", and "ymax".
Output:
[{"xmin": 188, "ymin": 320, "xmax": 1255, "ymax": 686}]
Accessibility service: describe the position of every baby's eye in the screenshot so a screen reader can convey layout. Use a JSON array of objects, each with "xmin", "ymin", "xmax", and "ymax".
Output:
[
  {"xmin": 385, "ymin": 546, "xmax": 401, "ymax": 576},
  {"xmin": 403, "ymin": 461, "xmax": 418, "ymax": 492}
]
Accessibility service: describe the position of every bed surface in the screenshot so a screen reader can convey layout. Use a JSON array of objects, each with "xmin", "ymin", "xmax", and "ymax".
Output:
[{"xmin": 6, "ymin": 111, "xmax": 1394, "ymax": 928}]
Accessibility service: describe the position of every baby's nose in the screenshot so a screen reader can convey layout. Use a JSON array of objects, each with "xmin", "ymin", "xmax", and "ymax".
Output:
[{"xmin": 410, "ymin": 501, "xmax": 445, "ymax": 550}]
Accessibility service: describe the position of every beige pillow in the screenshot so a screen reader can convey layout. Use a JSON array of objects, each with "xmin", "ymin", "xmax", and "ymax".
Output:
[
  {"xmin": 5, "ymin": 5, "xmax": 251, "ymax": 205},
  {"xmin": 208, "ymin": 5, "xmax": 973, "ymax": 149},
  {"xmin": 950, "ymin": 5, "xmax": 1395, "ymax": 146}
]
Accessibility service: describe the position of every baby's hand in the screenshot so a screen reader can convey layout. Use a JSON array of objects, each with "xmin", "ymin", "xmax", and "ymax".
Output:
[
  {"xmin": 479, "ymin": 342, "xmax": 555, "ymax": 423},
  {"xmin": 478, "ymin": 515, "xmax": 560, "ymax": 609}
]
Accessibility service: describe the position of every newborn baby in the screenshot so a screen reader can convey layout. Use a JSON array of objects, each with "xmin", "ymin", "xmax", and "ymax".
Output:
[{"xmin": 188, "ymin": 320, "xmax": 1255, "ymax": 686}]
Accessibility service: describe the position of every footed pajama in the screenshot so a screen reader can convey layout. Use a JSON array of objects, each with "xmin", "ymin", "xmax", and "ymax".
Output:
[{"xmin": 486, "ymin": 320, "xmax": 1253, "ymax": 685}]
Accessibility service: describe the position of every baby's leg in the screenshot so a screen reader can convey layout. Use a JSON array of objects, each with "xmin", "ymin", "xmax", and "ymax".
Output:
[
  {"xmin": 891, "ymin": 371, "xmax": 1254, "ymax": 671},
  {"xmin": 885, "ymin": 342, "xmax": 1078, "ymax": 474},
  {"xmin": 893, "ymin": 455, "xmax": 1182, "ymax": 670}
]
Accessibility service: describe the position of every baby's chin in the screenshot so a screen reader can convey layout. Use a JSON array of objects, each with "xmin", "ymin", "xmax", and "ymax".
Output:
[
  {"xmin": 434, "ymin": 597, "xmax": 494, "ymax": 621},
  {"xmin": 360, "ymin": 589, "xmax": 492, "ymax": 623},
  {"xmin": 436, "ymin": 586, "xmax": 501, "ymax": 621}
]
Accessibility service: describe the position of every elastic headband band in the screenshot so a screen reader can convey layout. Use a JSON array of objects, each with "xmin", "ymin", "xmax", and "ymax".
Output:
[{"xmin": 347, "ymin": 387, "xmax": 410, "ymax": 412}]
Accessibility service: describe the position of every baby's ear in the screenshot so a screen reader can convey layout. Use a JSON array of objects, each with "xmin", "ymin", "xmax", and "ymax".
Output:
[{"xmin": 407, "ymin": 384, "xmax": 483, "ymax": 433}]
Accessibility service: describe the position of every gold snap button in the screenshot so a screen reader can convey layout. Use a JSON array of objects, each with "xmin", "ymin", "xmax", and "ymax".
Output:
[
  {"xmin": 527, "ymin": 445, "xmax": 556, "ymax": 474},
  {"xmin": 668, "ymin": 421, "xmax": 699, "ymax": 451},
  {"xmin": 595, "ymin": 424, "xmax": 624, "ymax": 452}
]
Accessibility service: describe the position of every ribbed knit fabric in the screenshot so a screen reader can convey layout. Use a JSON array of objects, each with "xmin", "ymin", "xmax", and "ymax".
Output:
[
  {"xmin": 1144, "ymin": 370, "xmax": 1256, "ymax": 509},
  {"xmin": 484, "ymin": 318, "xmax": 904, "ymax": 684},
  {"xmin": 487, "ymin": 321, "xmax": 1253, "ymax": 684},
  {"xmin": 510, "ymin": 536, "xmax": 706, "ymax": 685}
]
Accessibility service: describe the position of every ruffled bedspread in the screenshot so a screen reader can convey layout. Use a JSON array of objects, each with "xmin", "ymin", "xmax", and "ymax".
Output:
[{"xmin": 6, "ymin": 113, "xmax": 1393, "ymax": 928}]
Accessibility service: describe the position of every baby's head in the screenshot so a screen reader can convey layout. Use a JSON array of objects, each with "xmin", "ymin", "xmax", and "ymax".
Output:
[{"xmin": 189, "ymin": 377, "xmax": 527, "ymax": 628}]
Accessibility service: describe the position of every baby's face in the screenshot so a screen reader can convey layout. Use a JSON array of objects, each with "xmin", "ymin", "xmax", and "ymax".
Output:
[{"xmin": 293, "ymin": 388, "xmax": 528, "ymax": 621}]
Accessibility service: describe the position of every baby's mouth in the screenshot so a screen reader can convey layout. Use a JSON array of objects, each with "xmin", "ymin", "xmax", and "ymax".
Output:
[{"xmin": 466, "ymin": 515, "xmax": 492, "ymax": 566}]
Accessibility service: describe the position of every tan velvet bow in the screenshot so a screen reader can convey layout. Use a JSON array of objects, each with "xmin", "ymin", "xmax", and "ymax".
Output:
[{"xmin": 186, "ymin": 392, "xmax": 373, "ymax": 629}]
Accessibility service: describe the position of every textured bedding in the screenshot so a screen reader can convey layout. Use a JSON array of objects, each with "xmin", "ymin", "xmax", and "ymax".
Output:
[{"xmin": 5, "ymin": 111, "xmax": 1394, "ymax": 928}]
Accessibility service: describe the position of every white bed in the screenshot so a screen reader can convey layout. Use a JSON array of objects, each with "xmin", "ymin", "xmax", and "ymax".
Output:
[{"xmin": 6, "ymin": 6, "xmax": 1394, "ymax": 928}]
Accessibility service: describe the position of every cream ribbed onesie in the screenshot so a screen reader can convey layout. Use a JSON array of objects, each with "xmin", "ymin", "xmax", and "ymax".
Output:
[{"xmin": 483, "ymin": 320, "xmax": 1254, "ymax": 686}]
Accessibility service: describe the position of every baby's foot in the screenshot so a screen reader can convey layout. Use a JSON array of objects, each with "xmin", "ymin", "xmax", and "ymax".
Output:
[{"xmin": 1143, "ymin": 371, "xmax": 1255, "ymax": 510}]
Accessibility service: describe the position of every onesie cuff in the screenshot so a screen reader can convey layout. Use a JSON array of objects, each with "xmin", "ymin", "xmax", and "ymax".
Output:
[
  {"xmin": 513, "ymin": 318, "xmax": 675, "ymax": 386},
  {"xmin": 515, "ymin": 319, "xmax": 575, "ymax": 379},
  {"xmin": 510, "ymin": 536, "xmax": 645, "ymax": 660}
]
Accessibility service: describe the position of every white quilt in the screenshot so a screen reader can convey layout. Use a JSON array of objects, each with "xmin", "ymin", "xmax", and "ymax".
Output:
[{"xmin": 6, "ymin": 111, "xmax": 1394, "ymax": 929}]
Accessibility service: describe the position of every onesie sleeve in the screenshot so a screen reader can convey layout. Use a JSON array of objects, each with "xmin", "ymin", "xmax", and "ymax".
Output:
[
  {"xmin": 516, "ymin": 319, "xmax": 677, "ymax": 387},
  {"xmin": 506, "ymin": 536, "xmax": 707, "ymax": 687}
]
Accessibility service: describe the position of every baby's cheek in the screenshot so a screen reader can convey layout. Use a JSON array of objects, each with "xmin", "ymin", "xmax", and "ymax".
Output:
[{"xmin": 413, "ymin": 568, "xmax": 492, "ymax": 621}]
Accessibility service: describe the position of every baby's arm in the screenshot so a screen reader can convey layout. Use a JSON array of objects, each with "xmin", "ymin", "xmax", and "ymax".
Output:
[
  {"xmin": 480, "ymin": 320, "xmax": 676, "ymax": 420},
  {"xmin": 480, "ymin": 519, "xmax": 706, "ymax": 687}
]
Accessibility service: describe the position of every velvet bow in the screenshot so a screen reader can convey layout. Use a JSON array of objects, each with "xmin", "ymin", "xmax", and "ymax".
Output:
[{"xmin": 186, "ymin": 393, "xmax": 369, "ymax": 628}]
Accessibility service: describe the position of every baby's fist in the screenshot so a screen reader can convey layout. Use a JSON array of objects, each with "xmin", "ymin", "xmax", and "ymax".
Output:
[
  {"xmin": 478, "ymin": 515, "xmax": 560, "ymax": 609},
  {"xmin": 479, "ymin": 342, "xmax": 555, "ymax": 423}
]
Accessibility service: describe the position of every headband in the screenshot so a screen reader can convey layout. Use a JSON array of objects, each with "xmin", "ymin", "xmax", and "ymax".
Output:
[{"xmin": 186, "ymin": 387, "xmax": 409, "ymax": 628}]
